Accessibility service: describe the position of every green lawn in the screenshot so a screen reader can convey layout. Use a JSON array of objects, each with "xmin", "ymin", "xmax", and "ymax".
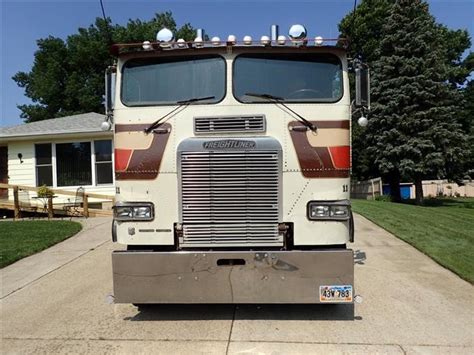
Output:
[
  {"xmin": 351, "ymin": 198, "xmax": 474, "ymax": 283},
  {"xmin": 0, "ymin": 220, "xmax": 82, "ymax": 268}
]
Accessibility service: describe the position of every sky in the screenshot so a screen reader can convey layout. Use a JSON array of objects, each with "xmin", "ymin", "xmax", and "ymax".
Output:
[{"xmin": 1, "ymin": 0, "xmax": 473, "ymax": 127}]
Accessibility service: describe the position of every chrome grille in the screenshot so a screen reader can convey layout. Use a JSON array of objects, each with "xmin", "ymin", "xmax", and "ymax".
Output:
[
  {"xmin": 180, "ymin": 150, "xmax": 282, "ymax": 247},
  {"xmin": 194, "ymin": 115, "xmax": 265, "ymax": 134}
]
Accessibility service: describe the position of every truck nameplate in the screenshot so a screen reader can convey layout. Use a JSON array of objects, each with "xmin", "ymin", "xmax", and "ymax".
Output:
[{"xmin": 203, "ymin": 140, "xmax": 256, "ymax": 150}]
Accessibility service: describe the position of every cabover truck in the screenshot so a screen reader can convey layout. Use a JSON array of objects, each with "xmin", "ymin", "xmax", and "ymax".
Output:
[{"xmin": 107, "ymin": 24, "xmax": 369, "ymax": 304}]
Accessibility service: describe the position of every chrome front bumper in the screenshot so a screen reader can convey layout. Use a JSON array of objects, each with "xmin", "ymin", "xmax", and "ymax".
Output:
[{"xmin": 112, "ymin": 249, "xmax": 354, "ymax": 304}]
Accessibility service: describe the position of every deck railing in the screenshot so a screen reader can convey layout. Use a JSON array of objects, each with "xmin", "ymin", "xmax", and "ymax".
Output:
[{"xmin": 0, "ymin": 183, "xmax": 114, "ymax": 219}]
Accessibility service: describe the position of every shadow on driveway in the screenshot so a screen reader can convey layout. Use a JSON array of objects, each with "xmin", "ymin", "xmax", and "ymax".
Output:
[{"xmin": 124, "ymin": 303, "xmax": 358, "ymax": 322}]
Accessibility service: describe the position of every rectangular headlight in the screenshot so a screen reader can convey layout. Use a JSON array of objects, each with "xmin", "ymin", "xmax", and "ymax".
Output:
[
  {"xmin": 308, "ymin": 200, "xmax": 351, "ymax": 221},
  {"xmin": 114, "ymin": 202, "xmax": 154, "ymax": 221}
]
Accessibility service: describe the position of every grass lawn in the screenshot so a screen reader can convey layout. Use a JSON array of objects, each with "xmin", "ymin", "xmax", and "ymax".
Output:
[
  {"xmin": 351, "ymin": 198, "xmax": 474, "ymax": 283},
  {"xmin": 0, "ymin": 220, "xmax": 82, "ymax": 268}
]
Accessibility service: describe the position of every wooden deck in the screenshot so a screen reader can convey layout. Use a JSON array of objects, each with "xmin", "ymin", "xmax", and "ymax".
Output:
[
  {"xmin": 0, "ymin": 183, "xmax": 114, "ymax": 219},
  {"xmin": 0, "ymin": 197, "xmax": 112, "ymax": 217}
]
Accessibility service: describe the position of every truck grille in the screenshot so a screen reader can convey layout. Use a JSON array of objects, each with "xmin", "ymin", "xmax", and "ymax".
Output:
[
  {"xmin": 180, "ymin": 150, "xmax": 282, "ymax": 247},
  {"xmin": 194, "ymin": 115, "xmax": 265, "ymax": 134}
]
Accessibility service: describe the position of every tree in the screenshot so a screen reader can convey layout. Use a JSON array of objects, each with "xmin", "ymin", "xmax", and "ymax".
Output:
[
  {"xmin": 368, "ymin": 0, "xmax": 469, "ymax": 204},
  {"xmin": 13, "ymin": 12, "xmax": 197, "ymax": 122},
  {"xmin": 339, "ymin": 0, "xmax": 472, "ymax": 203}
]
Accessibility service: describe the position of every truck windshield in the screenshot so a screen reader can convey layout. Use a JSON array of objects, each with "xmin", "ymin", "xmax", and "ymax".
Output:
[
  {"xmin": 233, "ymin": 53, "xmax": 342, "ymax": 103},
  {"xmin": 122, "ymin": 55, "xmax": 225, "ymax": 106}
]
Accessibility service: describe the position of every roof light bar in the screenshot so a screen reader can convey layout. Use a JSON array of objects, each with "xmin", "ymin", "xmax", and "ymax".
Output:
[
  {"xmin": 227, "ymin": 35, "xmax": 236, "ymax": 45},
  {"xmin": 260, "ymin": 35, "xmax": 271, "ymax": 45},
  {"xmin": 211, "ymin": 36, "xmax": 221, "ymax": 46}
]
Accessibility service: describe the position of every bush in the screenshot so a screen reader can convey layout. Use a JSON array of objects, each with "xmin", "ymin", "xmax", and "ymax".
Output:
[{"xmin": 37, "ymin": 185, "xmax": 54, "ymax": 198}]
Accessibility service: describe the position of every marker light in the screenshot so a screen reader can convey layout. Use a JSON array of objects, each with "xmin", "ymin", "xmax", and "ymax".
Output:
[
  {"xmin": 194, "ymin": 36, "xmax": 204, "ymax": 48},
  {"xmin": 227, "ymin": 35, "xmax": 236, "ymax": 44},
  {"xmin": 260, "ymin": 35, "xmax": 271, "ymax": 45},
  {"xmin": 176, "ymin": 38, "xmax": 186, "ymax": 48},
  {"xmin": 211, "ymin": 36, "xmax": 221, "ymax": 46},
  {"xmin": 243, "ymin": 35, "xmax": 252, "ymax": 45},
  {"xmin": 315, "ymin": 36, "xmax": 324, "ymax": 46},
  {"xmin": 101, "ymin": 120, "xmax": 111, "ymax": 131},
  {"xmin": 277, "ymin": 35, "xmax": 286, "ymax": 45},
  {"xmin": 142, "ymin": 41, "xmax": 152, "ymax": 51},
  {"xmin": 358, "ymin": 115, "xmax": 368, "ymax": 127},
  {"xmin": 156, "ymin": 27, "xmax": 174, "ymax": 48}
]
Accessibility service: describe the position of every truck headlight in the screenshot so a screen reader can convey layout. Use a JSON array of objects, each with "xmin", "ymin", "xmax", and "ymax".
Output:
[
  {"xmin": 307, "ymin": 200, "xmax": 351, "ymax": 221},
  {"xmin": 114, "ymin": 202, "xmax": 154, "ymax": 221}
]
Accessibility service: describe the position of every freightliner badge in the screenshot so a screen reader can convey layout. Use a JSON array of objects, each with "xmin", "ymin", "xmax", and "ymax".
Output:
[{"xmin": 203, "ymin": 140, "xmax": 256, "ymax": 150}]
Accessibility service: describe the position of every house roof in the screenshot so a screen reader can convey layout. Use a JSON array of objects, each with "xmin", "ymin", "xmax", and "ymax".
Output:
[{"xmin": 0, "ymin": 112, "xmax": 108, "ymax": 140}]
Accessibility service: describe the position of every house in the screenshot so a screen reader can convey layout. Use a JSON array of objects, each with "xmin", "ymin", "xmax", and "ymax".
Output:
[{"xmin": 0, "ymin": 113, "xmax": 114, "ymax": 203}]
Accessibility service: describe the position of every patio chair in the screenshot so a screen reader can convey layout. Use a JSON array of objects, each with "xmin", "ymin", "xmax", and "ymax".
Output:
[
  {"xmin": 18, "ymin": 189, "xmax": 38, "ymax": 219},
  {"xmin": 63, "ymin": 187, "xmax": 85, "ymax": 219}
]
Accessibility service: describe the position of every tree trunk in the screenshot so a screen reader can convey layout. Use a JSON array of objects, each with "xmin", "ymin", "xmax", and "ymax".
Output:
[
  {"xmin": 414, "ymin": 176, "xmax": 424, "ymax": 205},
  {"xmin": 387, "ymin": 172, "xmax": 402, "ymax": 203}
]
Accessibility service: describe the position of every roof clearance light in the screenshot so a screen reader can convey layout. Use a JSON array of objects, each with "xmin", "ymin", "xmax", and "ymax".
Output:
[
  {"xmin": 156, "ymin": 27, "xmax": 174, "ymax": 48},
  {"xmin": 288, "ymin": 24, "xmax": 307, "ymax": 42},
  {"xmin": 277, "ymin": 35, "xmax": 286, "ymax": 45},
  {"xmin": 227, "ymin": 35, "xmax": 236, "ymax": 44},
  {"xmin": 315, "ymin": 36, "xmax": 324, "ymax": 46},
  {"xmin": 260, "ymin": 35, "xmax": 271, "ymax": 45},
  {"xmin": 142, "ymin": 41, "xmax": 152, "ymax": 51},
  {"xmin": 243, "ymin": 35, "xmax": 252, "ymax": 45},
  {"xmin": 176, "ymin": 38, "xmax": 186, "ymax": 48},
  {"xmin": 211, "ymin": 36, "xmax": 221, "ymax": 46},
  {"xmin": 194, "ymin": 36, "xmax": 204, "ymax": 48}
]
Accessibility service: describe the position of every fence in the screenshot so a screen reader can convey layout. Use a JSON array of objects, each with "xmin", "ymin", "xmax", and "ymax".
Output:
[
  {"xmin": 422, "ymin": 180, "xmax": 474, "ymax": 198},
  {"xmin": 0, "ymin": 183, "xmax": 114, "ymax": 219},
  {"xmin": 351, "ymin": 177, "xmax": 383, "ymax": 200}
]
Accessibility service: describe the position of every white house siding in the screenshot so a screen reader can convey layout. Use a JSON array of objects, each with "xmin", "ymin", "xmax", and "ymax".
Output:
[
  {"xmin": 6, "ymin": 137, "xmax": 115, "ymax": 205},
  {"xmin": 8, "ymin": 141, "xmax": 36, "ymax": 186}
]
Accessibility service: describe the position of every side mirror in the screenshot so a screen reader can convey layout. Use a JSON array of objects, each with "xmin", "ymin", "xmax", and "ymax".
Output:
[
  {"xmin": 104, "ymin": 66, "xmax": 116, "ymax": 117},
  {"xmin": 355, "ymin": 65, "xmax": 370, "ymax": 108}
]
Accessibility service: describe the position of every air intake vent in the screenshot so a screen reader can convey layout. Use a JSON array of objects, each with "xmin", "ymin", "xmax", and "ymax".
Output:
[{"xmin": 194, "ymin": 115, "xmax": 266, "ymax": 134}]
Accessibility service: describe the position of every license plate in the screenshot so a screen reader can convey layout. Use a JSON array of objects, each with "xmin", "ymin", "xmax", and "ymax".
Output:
[{"xmin": 319, "ymin": 285, "xmax": 353, "ymax": 303}]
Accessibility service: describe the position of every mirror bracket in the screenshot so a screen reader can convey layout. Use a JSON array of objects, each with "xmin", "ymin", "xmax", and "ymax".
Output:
[
  {"xmin": 105, "ymin": 65, "xmax": 116, "ymax": 122},
  {"xmin": 354, "ymin": 58, "xmax": 370, "ymax": 110}
]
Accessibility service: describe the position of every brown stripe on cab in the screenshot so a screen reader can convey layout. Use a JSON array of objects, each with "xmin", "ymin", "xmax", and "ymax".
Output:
[
  {"xmin": 115, "ymin": 123, "xmax": 172, "ymax": 180},
  {"xmin": 288, "ymin": 120, "xmax": 350, "ymax": 178}
]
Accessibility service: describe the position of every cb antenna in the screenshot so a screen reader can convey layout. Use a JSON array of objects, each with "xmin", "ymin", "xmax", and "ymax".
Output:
[
  {"xmin": 99, "ymin": 0, "xmax": 113, "ymax": 45},
  {"xmin": 348, "ymin": 0, "xmax": 358, "ymax": 51}
]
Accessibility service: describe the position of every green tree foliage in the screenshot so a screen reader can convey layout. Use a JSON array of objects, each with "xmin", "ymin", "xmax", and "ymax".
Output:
[
  {"xmin": 339, "ymin": 0, "xmax": 472, "ymax": 203},
  {"xmin": 13, "ymin": 12, "xmax": 197, "ymax": 122}
]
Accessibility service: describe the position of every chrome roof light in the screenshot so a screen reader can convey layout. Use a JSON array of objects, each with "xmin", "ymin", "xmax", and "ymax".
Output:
[
  {"xmin": 156, "ymin": 28, "xmax": 174, "ymax": 47},
  {"xmin": 288, "ymin": 24, "xmax": 307, "ymax": 41}
]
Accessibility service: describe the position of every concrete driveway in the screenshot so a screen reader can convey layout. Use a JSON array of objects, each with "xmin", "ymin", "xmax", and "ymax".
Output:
[{"xmin": 1, "ymin": 215, "xmax": 473, "ymax": 354}]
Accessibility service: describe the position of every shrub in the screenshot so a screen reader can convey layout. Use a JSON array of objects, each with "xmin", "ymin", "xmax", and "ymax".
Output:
[
  {"xmin": 37, "ymin": 185, "xmax": 54, "ymax": 198},
  {"xmin": 375, "ymin": 195, "xmax": 391, "ymax": 202}
]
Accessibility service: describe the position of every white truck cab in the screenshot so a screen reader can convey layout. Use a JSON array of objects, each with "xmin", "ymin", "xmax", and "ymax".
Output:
[{"xmin": 107, "ymin": 24, "xmax": 369, "ymax": 304}]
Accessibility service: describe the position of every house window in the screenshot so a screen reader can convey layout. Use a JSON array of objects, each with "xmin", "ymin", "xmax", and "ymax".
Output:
[
  {"xmin": 56, "ymin": 142, "xmax": 92, "ymax": 187},
  {"xmin": 35, "ymin": 144, "xmax": 53, "ymax": 186},
  {"xmin": 94, "ymin": 140, "xmax": 113, "ymax": 184},
  {"xmin": 35, "ymin": 140, "xmax": 113, "ymax": 187}
]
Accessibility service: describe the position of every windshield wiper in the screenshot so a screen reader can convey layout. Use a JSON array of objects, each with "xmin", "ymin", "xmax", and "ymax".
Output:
[
  {"xmin": 245, "ymin": 92, "xmax": 317, "ymax": 132},
  {"xmin": 144, "ymin": 96, "xmax": 215, "ymax": 134}
]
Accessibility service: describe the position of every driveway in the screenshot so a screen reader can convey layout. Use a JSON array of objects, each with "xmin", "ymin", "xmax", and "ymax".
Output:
[{"xmin": 1, "ymin": 215, "xmax": 472, "ymax": 354}]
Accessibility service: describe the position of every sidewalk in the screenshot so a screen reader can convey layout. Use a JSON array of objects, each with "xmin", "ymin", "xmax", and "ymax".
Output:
[{"xmin": 1, "ymin": 217, "xmax": 112, "ymax": 299}]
